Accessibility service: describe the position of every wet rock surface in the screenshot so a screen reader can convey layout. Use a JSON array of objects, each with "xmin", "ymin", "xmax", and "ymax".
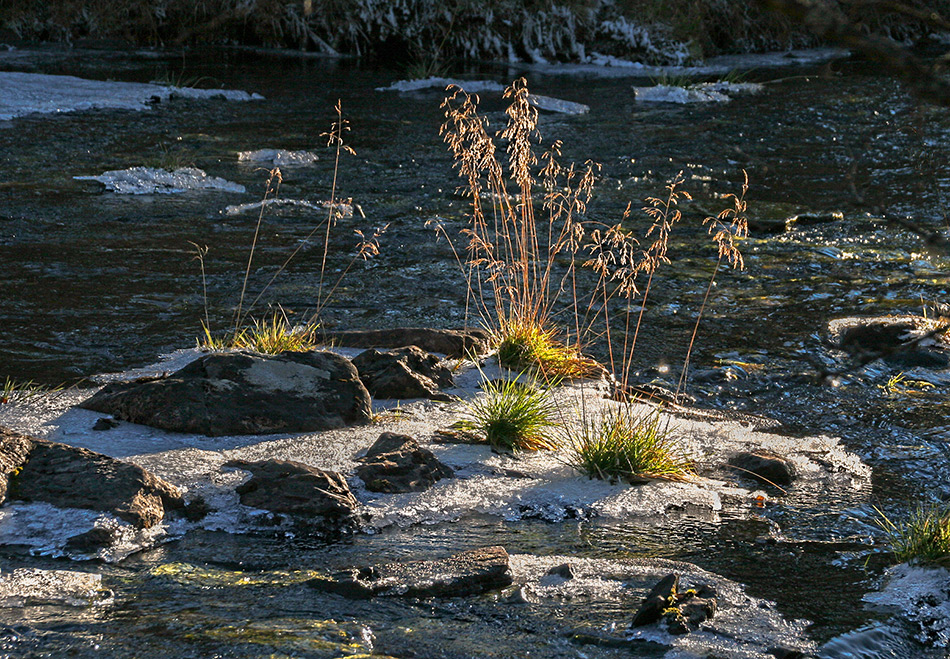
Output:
[
  {"xmin": 356, "ymin": 432, "xmax": 454, "ymax": 493},
  {"xmin": 730, "ymin": 451, "xmax": 797, "ymax": 487},
  {"xmin": 81, "ymin": 350, "xmax": 372, "ymax": 436},
  {"xmin": 631, "ymin": 572, "xmax": 717, "ymax": 634},
  {"xmin": 828, "ymin": 315, "xmax": 950, "ymax": 368},
  {"xmin": 308, "ymin": 546, "xmax": 513, "ymax": 598},
  {"xmin": 321, "ymin": 327, "xmax": 491, "ymax": 358},
  {"xmin": 351, "ymin": 346, "xmax": 455, "ymax": 400},
  {"xmin": 0, "ymin": 426, "xmax": 183, "ymax": 528},
  {"xmin": 226, "ymin": 459, "xmax": 359, "ymax": 537}
]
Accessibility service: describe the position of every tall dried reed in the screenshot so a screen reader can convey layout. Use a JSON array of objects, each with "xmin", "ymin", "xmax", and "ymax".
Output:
[{"xmin": 439, "ymin": 78, "xmax": 598, "ymax": 377}]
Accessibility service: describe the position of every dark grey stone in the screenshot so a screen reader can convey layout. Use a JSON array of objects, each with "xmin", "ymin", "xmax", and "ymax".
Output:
[
  {"xmin": 227, "ymin": 459, "xmax": 358, "ymax": 538},
  {"xmin": 356, "ymin": 432, "xmax": 453, "ymax": 493},
  {"xmin": 81, "ymin": 350, "xmax": 372, "ymax": 436},
  {"xmin": 1, "ymin": 426, "xmax": 183, "ymax": 528},
  {"xmin": 351, "ymin": 346, "xmax": 454, "ymax": 401},
  {"xmin": 632, "ymin": 572, "xmax": 678, "ymax": 627},
  {"xmin": 308, "ymin": 546, "xmax": 512, "ymax": 598},
  {"xmin": 730, "ymin": 451, "xmax": 796, "ymax": 487}
]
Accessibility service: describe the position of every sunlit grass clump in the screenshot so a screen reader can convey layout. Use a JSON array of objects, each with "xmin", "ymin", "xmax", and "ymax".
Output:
[
  {"xmin": 199, "ymin": 314, "xmax": 318, "ymax": 355},
  {"xmin": 565, "ymin": 407, "xmax": 693, "ymax": 483},
  {"xmin": 877, "ymin": 504, "xmax": 950, "ymax": 566},
  {"xmin": 495, "ymin": 323, "xmax": 602, "ymax": 380},
  {"xmin": 453, "ymin": 376, "xmax": 559, "ymax": 452}
]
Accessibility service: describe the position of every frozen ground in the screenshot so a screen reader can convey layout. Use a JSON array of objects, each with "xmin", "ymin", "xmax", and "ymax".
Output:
[{"xmin": 0, "ymin": 346, "xmax": 870, "ymax": 561}]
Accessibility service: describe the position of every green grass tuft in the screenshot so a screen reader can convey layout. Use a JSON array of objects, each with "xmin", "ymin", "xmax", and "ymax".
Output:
[
  {"xmin": 565, "ymin": 406, "xmax": 693, "ymax": 483},
  {"xmin": 453, "ymin": 375, "xmax": 560, "ymax": 452},
  {"xmin": 877, "ymin": 504, "xmax": 950, "ymax": 566}
]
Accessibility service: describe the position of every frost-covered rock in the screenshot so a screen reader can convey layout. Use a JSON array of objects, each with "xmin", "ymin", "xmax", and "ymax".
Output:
[
  {"xmin": 633, "ymin": 81, "xmax": 764, "ymax": 104},
  {"xmin": 74, "ymin": 167, "xmax": 245, "ymax": 194},
  {"xmin": 517, "ymin": 555, "xmax": 815, "ymax": 657},
  {"xmin": 377, "ymin": 77, "xmax": 504, "ymax": 93},
  {"xmin": 81, "ymin": 350, "xmax": 373, "ymax": 436},
  {"xmin": 237, "ymin": 149, "xmax": 319, "ymax": 166},
  {"xmin": 634, "ymin": 85, "xmax": 731, "ymax": 104},
  {"xmin": 0, "ymin": 71, "xmax": 262, "ymax": 121}
]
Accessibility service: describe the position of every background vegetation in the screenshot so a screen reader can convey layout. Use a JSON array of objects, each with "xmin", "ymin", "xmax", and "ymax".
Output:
[{"xmin": 1, "ymin": 0, "xmax": 944, "ymax": 64}]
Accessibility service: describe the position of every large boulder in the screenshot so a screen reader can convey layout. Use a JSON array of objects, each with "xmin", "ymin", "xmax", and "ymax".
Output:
[
  {"xmin": 81, "ymin": 350, "xmax": 372, "ymax": 436},
  {"xmin": 356, "ymin": 432, "xmax": 454, "ymax": 493},
  {"xmin": 226, "ymin": 459, "xmax": 358, "ymax": 538},
  {"xmin": 321, "ymin": 327, "xmax": 491, "ymax": 358},
  {"xmin": 351, "ymin": 346, "xmax": 454, "ymax": 400},
  {"xmin": 0, "ymin": 426, "xmax": 183, "ymax": 528},
  {"xmin": 308, "ymin": 546, "xmax": 512, "ymax": 598}
]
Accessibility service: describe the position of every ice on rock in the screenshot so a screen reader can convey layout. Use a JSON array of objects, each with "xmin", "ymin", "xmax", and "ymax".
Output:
[
  {"xmin": 0, "ymin": 502, "xmax": 171, "ymax": 563},
  {"xmin": 224, "ymin": 197, "xmax": 355, "ymax": 217},
  {"xmin": 634, "ymin": 81, "xmax": 764, "ymax": 104},
  {"xmin": 0, "ymin": 71, "xmax": 262, "ymax": 121},
  {"xmin": 74, "ymin": 166, "xmax": 245, "ymax": 194}
]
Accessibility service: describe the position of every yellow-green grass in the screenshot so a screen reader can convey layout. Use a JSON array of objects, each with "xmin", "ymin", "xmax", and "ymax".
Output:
[
  {"xmin": 495, "ymin": 323, "xmax": 602, "ymax": 381},
  {"xmin": 198, "ymin": 315, "xmax": 318, "ymax": 355}
]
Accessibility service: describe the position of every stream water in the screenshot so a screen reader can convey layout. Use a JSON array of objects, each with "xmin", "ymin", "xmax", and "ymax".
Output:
[{"xmin": 1, "ymin": 45, "xmax": 950, "ymax": 657}]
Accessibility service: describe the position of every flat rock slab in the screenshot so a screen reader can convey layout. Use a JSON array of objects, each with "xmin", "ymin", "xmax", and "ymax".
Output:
[
  {"xmin": 227, "ymin": 459, "xmax": 358, "ymax": 537},
  {"xmin": 321, "ymin": 327, "xmax": 491, "ymax": 358},
  {"xmin": 0, "ymin": 426, "xmax": 183, "ymax": 528},
  {"xmin": 352, "ymin": 346, "xmax": 455, "ymax": 400},
  {"xmin": 81, "ymin": 350, "xmax": 372, "ymax": 436},
  {"xmin": 309, "ymin": 546, "xmax": 513, "ymax": 598},
  {"xmin": 356, "ymin": 432, "xmax": 454, "ymax": 493}
]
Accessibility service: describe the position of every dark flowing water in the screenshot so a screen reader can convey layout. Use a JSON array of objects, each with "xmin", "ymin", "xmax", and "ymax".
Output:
[{"xmin": 1, "ymin": 46, "xmax": 950, "ymax": 657}]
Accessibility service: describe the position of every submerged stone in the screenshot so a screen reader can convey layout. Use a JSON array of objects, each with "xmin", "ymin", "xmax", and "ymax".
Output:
[
  {"xmin": 308, "ymin": 546, "xmax": 513, "ymax": 598},
  {"xmin": 632, "ymin": 572, "xmax": 717, "ymax": 634},
  {"xmin": 81, "ymin": 350, "xmax": 372, "ymax": 436},
  {"xmin": 351, "ymin": 346, "xmax": 455, "ymax": 400},
  {"xmin": 356, "ymin": 432, "xmax": 454, "ymax": 493},
  {"xmin": 0, "ymin": 426, "xmax": 183, "ymax": 528}
]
